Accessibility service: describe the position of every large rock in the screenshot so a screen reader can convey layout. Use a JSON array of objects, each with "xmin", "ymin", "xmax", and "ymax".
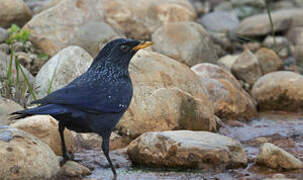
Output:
[
  {"xmin": 67, "ymin": 21, "xmax": 121, "ymax": 56},
  {"xmin": 103, "ymin": 0, "xmax": 196, "ymax": 40},
  {"xmin": 11, "ymin": 115, "xmax": 75, "ymax": 156},
  {"xmin": 117, "ymin": 50, "xmax": 216, "ymax": 139},
  {"xmin": 255, "ymin": 48, "xmax": 283, "ymax": 74},
  {"xmin": 128, "ymin": 130, "xmax": 247, "ymax": 170},
  {"xmin": 198, "ymin": 11, "xmax": 239, "ymax": 33},
  {"xmin": 34, "ymin": 46, "xmax": 93, "ymax": 99},
  {"xmin": 237, "ymin": 9, "xmax": 303, "ymax": 36},
  {"xmin": 231, "ymin": 49, "xmax": 262, "ymax": 87},
  {"xmin": 23, "ymin": 0, "xmax": 105, "ymax": 56},
  {"xmin": 0, "ymin": 126, "xmax": 60, "ymax": 179},
  {"xmin": 251, "ymin": 71, "xmax": 303, "ymax": 112},
  {"xmin": 152, "ymin": 22, "xmax": 218, "ymax": 66},
  {"xmin": 192, "ymin": 63, "xmax": 256, "ymax": 121},
  {"xmin": 0, "ymin": 97, "xmax": 23, "ymax": 126},
  {"xmin": 0, "ymin": 0, "xmax": 32, "ymax": 28},
  {"xmin": 256, "ymin": 143, "xmax": 303, "ymax": 170}
]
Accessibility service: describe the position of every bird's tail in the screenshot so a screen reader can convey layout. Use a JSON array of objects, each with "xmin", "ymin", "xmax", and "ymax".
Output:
[{"xmin": 9, "ymin": 104, "xmax": 69, "ymax": 120}]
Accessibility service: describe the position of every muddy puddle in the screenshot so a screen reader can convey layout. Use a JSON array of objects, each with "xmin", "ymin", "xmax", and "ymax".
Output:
[{"xmin": 63, "ymin": 112, "xmax": 303, "ymax": 180}]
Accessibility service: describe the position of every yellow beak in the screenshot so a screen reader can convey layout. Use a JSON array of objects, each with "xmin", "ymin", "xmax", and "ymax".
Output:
[{"xmin": 132, "ymin": 41, "xmax": 153, "ymax": 51}]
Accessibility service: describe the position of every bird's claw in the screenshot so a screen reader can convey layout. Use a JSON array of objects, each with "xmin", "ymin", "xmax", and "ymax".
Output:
[{"xmin": 60, "ymin": 152, "xmax": 74, "ymax": 166}]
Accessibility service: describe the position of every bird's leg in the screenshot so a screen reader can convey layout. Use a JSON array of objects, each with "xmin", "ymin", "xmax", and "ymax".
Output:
[
  {"xmin": 101, "ymin": 134, "xmax": 117, "ymax": 178},
  {"xmin": 58, "ymin": 121, "xmax": 72, "ymax": 166}
]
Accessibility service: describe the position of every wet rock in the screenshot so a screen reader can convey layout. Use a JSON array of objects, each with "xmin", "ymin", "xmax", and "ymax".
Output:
[
  {"xmin": 217, "ymin": 54, "xmax": 240, "ymax": 72},
  {"xmin": 0, "ymin": 97, "xmax": 23, "ymax": 126},
  {"xmin": 237, "ymin": 9, "xmax": 303, "ymax": 36},
  {"xmin": 255, "ymin": 48, "xmax": 283, "ymax": 74},
  {"xmin": 11, "ymin": 115, "xmax": 75, "ymax": 156},
  {"xmin": 0, "ymin": 27, "xmax": 9, "ymax": 43},
  {"xmin": 231, "ymin": 49, "xmax": 262, "ymax": 87},
  {"xmin": 60, "ymin": 160, "xmax": 91, "ymax": 177},
  {"xmin": 251, "ymin": 71, "xmax": 303, "ymax": 112},
  {"xmin": 68, "ymin": 21, "xmax": 121, "ymax": 57},
  {"xmin": 34, "ymin": 46, "xmax": 93, "ymax": 99},
  {"xmin": 103, "ymin": 0, "xmax": 196, "ymax": 40},
  {"xmin": 192, "ymin": 63, "xmax": 256, "ymax": 121},
  {"xmin": 0, "ymin": 0, "xmax": 32, "ymax": 28},
  {"xmin": 128, "ymin": 130, "xmax": 247, "ymax": 170},
  {"xmin": 198, "ymin": 11, "xmax": 239, "ymax": 33},
  {"xmin": 23, "ymin": 0, "xmax": 105, "ymax": 56},
  {"xmin": 0, "ymin": 126, "xmax": 60, "ymax": 179},
  {"xmin": 256, "ymin": 143, "xmax": 303, "ymax": 170},
  {"xmin": 117, "ymin": 50, "xmax": 216, "ymax": 139},
  {"xmin": 152, "ymin": 21, "xmax": 218, "ymax": 66}
]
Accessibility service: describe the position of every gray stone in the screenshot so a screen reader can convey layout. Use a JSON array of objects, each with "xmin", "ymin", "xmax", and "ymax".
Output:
[
  {"xmin": 128, "ymin": 130, "xmax": 247, "ymax": 170},
  {"xmin": 152, "ymin": 21, "xmax": 218, "ymax": 67},
  {"xmin": 237, "ymin": 9, "xmax": 303, "ymax": 36},
  {"xmin": 23, "ymin": 0, "xmax": 105, "ymax": 56},
  {"xmin": 199, "ymin": 11, "xmax": 239, "ymax": 32},
  {"xmin": 0, "ymin": 28, "xmax": 9, "ymax": 43}
]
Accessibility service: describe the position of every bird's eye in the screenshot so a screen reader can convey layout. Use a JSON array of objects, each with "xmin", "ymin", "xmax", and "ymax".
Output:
[{"xmin": 120, "ymin": 45, "xmax": 129, "ymax": 52}]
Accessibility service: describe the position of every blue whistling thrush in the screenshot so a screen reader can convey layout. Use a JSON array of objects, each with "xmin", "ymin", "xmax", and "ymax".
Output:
[{"xmin": 11, "ymin": 38, "xmax": 153, "ymax": 177}]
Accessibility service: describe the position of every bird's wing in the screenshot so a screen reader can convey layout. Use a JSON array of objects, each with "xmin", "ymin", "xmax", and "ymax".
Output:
[{"xmin": 31, "ymin": 84, "xmax": 132, "ymax": 113}]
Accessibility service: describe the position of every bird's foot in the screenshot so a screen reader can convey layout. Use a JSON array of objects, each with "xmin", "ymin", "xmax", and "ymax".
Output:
[{"xmin": 60, "ymin": 152, "xmax": 74, "ymax": 166}]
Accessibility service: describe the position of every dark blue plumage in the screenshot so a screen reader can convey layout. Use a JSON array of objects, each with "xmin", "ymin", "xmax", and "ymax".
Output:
[{"xmin": 11, "ymin": 38, "xmax": 152, "ymax": 177}]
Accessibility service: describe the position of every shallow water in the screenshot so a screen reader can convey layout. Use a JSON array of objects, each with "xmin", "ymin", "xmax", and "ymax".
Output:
[{"xmin": 64, "ymin": 112, "xmax": 303, "ymax": 180}]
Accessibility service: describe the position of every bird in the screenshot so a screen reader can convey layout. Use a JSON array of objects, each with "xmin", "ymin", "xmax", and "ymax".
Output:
[{"xmin": 10, "ymin": 38, "xmax": 152, "ymax": 178}]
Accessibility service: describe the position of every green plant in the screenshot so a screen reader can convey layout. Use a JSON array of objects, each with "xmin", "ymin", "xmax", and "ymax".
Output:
[
  {"xmin": 0, "ymin": 45, "xmax": 37, "ymax": 106},
  {"xmin": 5, "ymin": 24, "xmax": 30, "ymax": 45}
]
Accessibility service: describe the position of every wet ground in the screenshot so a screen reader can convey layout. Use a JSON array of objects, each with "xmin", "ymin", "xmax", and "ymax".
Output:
[{"xmin": 64, "ymin": 112, "xmax": 303, "ymax": 180}]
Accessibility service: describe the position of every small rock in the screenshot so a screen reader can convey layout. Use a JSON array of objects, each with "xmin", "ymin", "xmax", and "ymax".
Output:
[
  {"xmin": 152, "ymin": 21, "xmax": 218, "ymax": 66},
  {"xmin": 11, "ymin": 115, "xmax": 75, "ymax": 156},
  {"xmin": 15, "ymin": 52, "xmax": 42, "ymax": 75},
  {"xmin": 127, "ymin": 130, "xmax": 247, "ymax": 170},
  {"xmin": 60, "ymin": 161, "xmax": 91, "ymax": 177},
  {"xmin": 237, "ymin": 9, "xmax": 303, "ymax": 36},
  {"xmin": 0, "ymin": 126, "xmax": 60, "ymax": 179},
  {"xmin": 34, "ymin": 46, "xmax": 93, "ymax": 99},
  {"xmin": 217, "ymin": 54, "xmax": 240, "ymax": 72},
  {"xmin": 191, "ymin": 63, "xmax": 256, "ymax": 120},
  {"xmin": 255, "ymin": 48, "xmax": 283, "ymax": 74},
  {"xmin": 23, "ymin": 0, "xmax": 105, "ymax": 56},
  {"xmin": 0, "ymin": 97, "xmax": 23, "ymax": 125},
  {"xmin": 103, "ymin": 0, "xmax": 196, "ymax": 40},
  {"xmin": 0, "ymin": 27, "xmax": 9, "ymax": 43},
  {"xmin": 198, "ymin": 11, "xmax": 239, "ymax": 33},
  {"xmin": 188, "ymin": 0, "xmax": 210, "ymax": 15},
  {"xmin": 256, "ymin": 143, "xmax": 303, "ymax": 170},
  {"xmin": 252, "ymin": 71, "xmax": 303, "ymax": 112},
  {"xmin": 0, "ymin": 0, "xmax": 32, "ymax": 28},
  {"xmin": 231, "ymin": 49, "xmax": 262, "ymax": 87}
]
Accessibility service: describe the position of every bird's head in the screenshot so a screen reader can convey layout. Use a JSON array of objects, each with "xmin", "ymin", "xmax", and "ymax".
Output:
[{"xmin": 92, "ymin": 38, "xmax": 152, "ymax": 70}]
